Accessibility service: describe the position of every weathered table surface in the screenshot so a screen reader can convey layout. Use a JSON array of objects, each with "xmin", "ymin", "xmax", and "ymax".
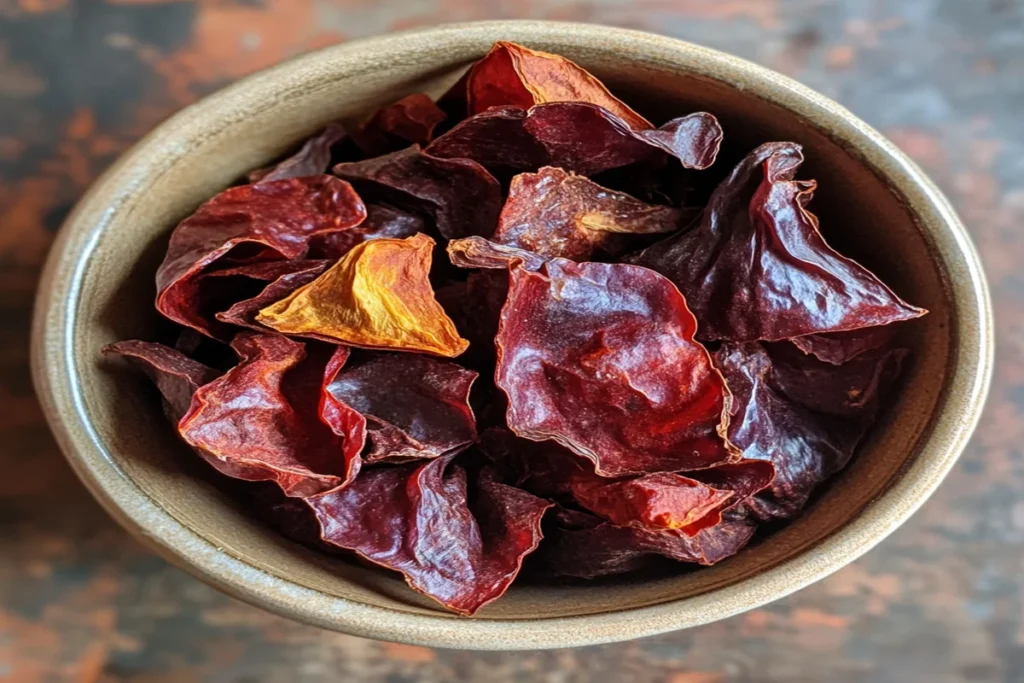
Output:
[{"xmin": 2, "ymin": 1, "xmax": 1022, "ymax": 681}]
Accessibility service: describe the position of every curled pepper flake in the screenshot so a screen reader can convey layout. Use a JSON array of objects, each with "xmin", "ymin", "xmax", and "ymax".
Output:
[
  {"xmin": 354, "ymin": 94, "xmax": 447, "ymax": 156},
  {"xmin": 790, "ymin": 326, "xmax": 899, "ymax": 365},
  {"xmin": 428, "ymin": 104, "xmax": 723, "ymax": 177},
  {"xmin": 333, "ymin": 145, "xmax": 502, "ymax": 239},
  {"xmin": 580, "ymin": 459, "xmax": 774, "ymax": 534},
  {"xmin": 326, "ymin": 352, "xmax": 479, "ymax": 463},
  {"xmin": 496, "ymin": 258, "xmax": 737, "ymax": 476},
  {"xmin": 308, "ymin": 456, "xmax": 551, "ymax": 615},
  {"xmin": 207, "ymin": 260, "xmax": 330, "ymax": 332},
  {"xmin": 482, "ymin": 429, "xmax": 772, "ymax": 535},
  {"xmin": 102, "ymin": 340, "xmax": 220, "ymax": 422},
  {"xmin": 764, "ymin": 341, "xmax": 908, "ymax": 419},
  {"xmin": 524, "ymin": 105, "xmax": 722, "ymax": 175},
  {"xmin": 257, "ymin": 233, "xmax": 469, "ymax": 357},
  {"xmin": 537, "ymin": 507, "xmax": 758, "ymax": 578},
  {"xmin": 447, "ymin": 235, "xmax": 548, "ymax": 272},
  {"xmin": 155, "ymin": 176, "xmax": 367, "ymax": 338},
  {"xmin": 249, "ymin": 123, "xmax": 350, "ymax": 184},
  {"xmin": 465, "ymin": 41, "xmax": 651, "ymax": 130},
  {"xmin": 576, "ymin": 473, "xmax": 734, "ymax": 532},
  {"xmin": 712, "ymin": 342, "xmax": 903, "ymax": 521},
  {"xmin": 492, "ymin": 167, "xmax": 683, "ymax": 261},
  {"xmin": 178, "ymin": 333, "xmax": 364, "ymax": 497},
  {"xmin": 310, "ymin": 202, "xmax": 427, "ymax": 261},
  {"xmin": 426, "ymin": 107, "xmax": 546, "ymax": 177},
  {"xmin": 630, "ymin": 142, "xmax": 927, "ymax": 341}
]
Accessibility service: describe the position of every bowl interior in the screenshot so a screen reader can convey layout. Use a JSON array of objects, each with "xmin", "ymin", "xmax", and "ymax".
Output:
[{"xmin": 69, "ymin": 28, "xmax": 952, "ymax": 623}]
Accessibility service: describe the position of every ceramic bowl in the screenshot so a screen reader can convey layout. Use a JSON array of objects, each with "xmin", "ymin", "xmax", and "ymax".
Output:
[{"xmin": 31, "ymin": 20, "xmax": 992, "ymax": 649}]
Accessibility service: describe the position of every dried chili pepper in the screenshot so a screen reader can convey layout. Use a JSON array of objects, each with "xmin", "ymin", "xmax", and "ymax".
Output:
[
  {"xmin": 447, "ymin": 235, "xmax": 547, "ymax": 272},
  {"xmin": 353, "ymin": 94, "xmax": 447, "ymax": 157},
  {"xmin": 333, "ymin": 146, "xmax": 501, "ymax": 239},
  {"xmin": 481, "ymin": 428, "xmax": 772, "ymax": 535},
  {"xmin": 178, "ymin": 333, "xmax": 364, "ymax": 497},
  {"xmin": 491, "ymin": 167, "xmax": 682, "ymax": 261},
  {"xmin": 524, "ymin": 105, "xmax": 722, "ymax": 175},
  {"xmin": 463, "ymin": 41, "xmax": 651, "ymax": 129},
  {"xmin": 102, "ymin": 340, "xmax": 220, "ymax": 422},
  {"xmin": 428, "ymin": 104, "xmax": 722, "ymax": 177},
  {"xmin": 537, "ymin": 507, "xmax": 757, "ymax": 578},
  {"xmin": 713, "ymin": 342, "xmax": 900, "ymax": 521},
  {"xmin": 307, "ymin": 455, "xmax": 551, "ymax": 615},
  {"xmin": 249, "ymin": 123, "xmax": 350, "ymax": 184},
  {"xmin": 426, "ymin": 106, "xmax": 546, "ymax": 177},
  {"xmin": 790, "ymin": 326, "xmax": 899, "ymax": 365},
  {"xmin": 630, "ymin": 142, "xmax": 926, "ymax": 341},
  {"xmin": 765, "ymin": 341, "xmax": 907, "ymax": 419},
  {"xmin": 325, "ymin": 352, "xmax": 478, "ymax": 462},
  {"xmin": 256, "ymin": 233, "xmax": 469, "ymax": 357},
  {"xmin": 310, "ymin": 202, "xmax": 426, "ymax": 261},
  {"xmin": 210, "ymin": 260, "xmax": 330, "ymax": 332},
  {"xmin": 496, "ymin": 258, "xmax": 737, "ymax": 476},
  {"xmin": 156, "ymin": 176, "xmax": 367, "ymax": 338}
]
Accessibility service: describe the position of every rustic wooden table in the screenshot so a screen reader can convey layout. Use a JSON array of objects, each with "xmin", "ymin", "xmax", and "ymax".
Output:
[{"xmin": 2, "ymin": 1, "xmax": 1021, "ymax": 681}]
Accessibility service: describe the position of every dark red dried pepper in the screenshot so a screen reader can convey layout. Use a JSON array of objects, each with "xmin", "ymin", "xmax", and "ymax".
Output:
[
  {"xmin": 353, "ymin": 93, "xmax": 447, "ymax": 157},
  {"xmin": 102, "ymin": 340, "xmax": 220, "ymax": 422},
  {"xmin": 325, "ymin": 352, "xmax": 478, "ymax": 462},
  {"xmin": 178, "ymin": 334, "xmax": 364, "ymax": 497},
  {"xmin": 491, "ymin": 166, "xmax": 682, "ymax": 261},
  {"xmin": 210, "ymin": 260, "xmax": 330, "ymax": 332},
  {"xmin": 249, "ymin": 123, "xmax": 350, "ymax": 184},
  {"xmin": 481, "ymin": 428, "xmax": 772, "ymax": 535},
  {"xmin": 156, "ymin": 176, "xmax": 367, "ymax": 338},
  {"xmin": 310, "ymin": 202, "xmax": 426, "ymax": 261},
  {"xmin": 462, "ymin": 41, "xmax": 651, "ymax": 129},
  {"xmin": 630, "ymin": 142, "xmax": 926, "ymax": 342},
  {"xmin": 790, "ymin": 326, "xmax": 899, "ymax": 365},
  {"xmin": 428, "ymin": 103, "xmax": 722, "ymax": 177},
  {"xmin": 333, "ymin": 145, "xmax": 502, "ymax": 240},
  {"xmin": 307, "ymin": 455, "xmax": 551, "ymax": 615},
  {"xmin": 713, "ymin": 342, "xmax": 904, "ymax": 521},
  {"xmin": 495, "ymin": 258, "xmax": 737, "ymax": 476},
  {"xmin": 537, "ymin": 507, "xmax": 757, "ymax": 578}
]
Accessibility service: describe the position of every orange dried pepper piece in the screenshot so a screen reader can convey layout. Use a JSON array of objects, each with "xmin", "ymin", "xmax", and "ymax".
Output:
[{"xmin": 257, "ymin": 233, "xmax": 469, "ymax": 357}]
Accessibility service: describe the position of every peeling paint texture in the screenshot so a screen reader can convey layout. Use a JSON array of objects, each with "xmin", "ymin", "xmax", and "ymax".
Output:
[{"xmin": 2, "ymin": 1, "xmax": 1023, "ymax": 681}]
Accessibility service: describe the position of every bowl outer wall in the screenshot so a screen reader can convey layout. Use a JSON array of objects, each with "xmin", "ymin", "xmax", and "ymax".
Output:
[{"xmin": 31, "ymin": 20, "xmax": 993, "ymax": 649}]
